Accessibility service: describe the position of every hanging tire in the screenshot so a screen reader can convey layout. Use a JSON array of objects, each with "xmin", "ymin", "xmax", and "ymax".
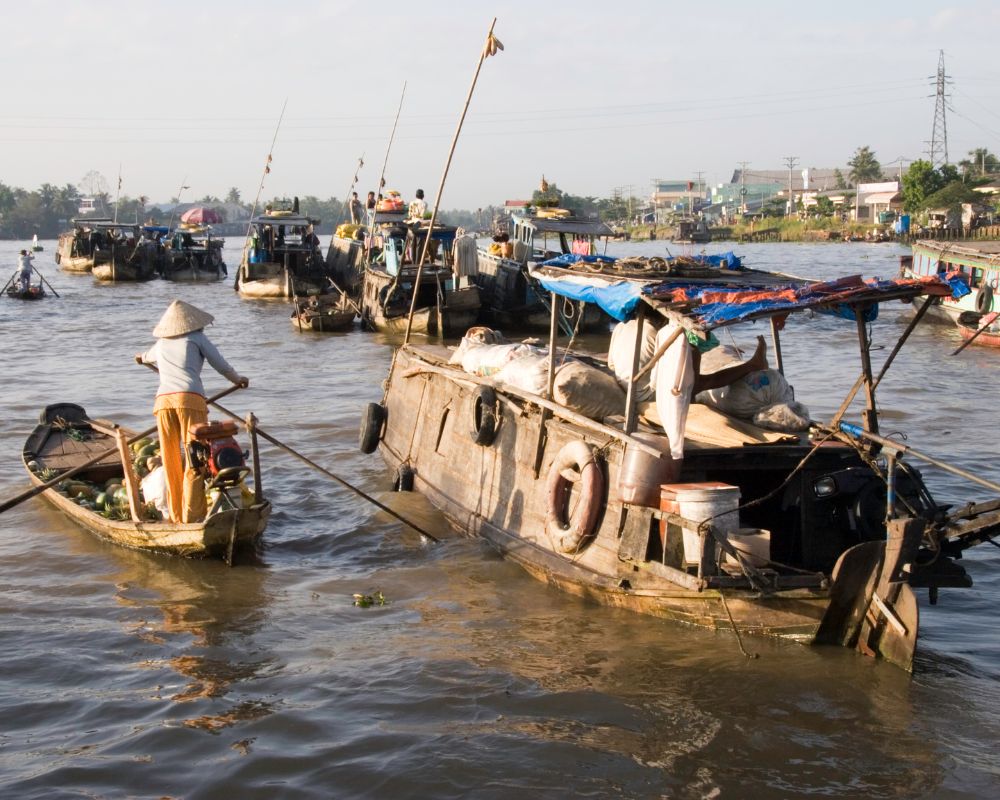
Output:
[
  {"xmin": 470, "ymin": 386, "xmax": 498, "ymax": 446},
  {"xmin": 976, "ymin": 284, "xmax": 994, "ymax": 313},
  {"xmin": 544, "ymin": 441, "xmax": 604, "ymax": 554},
  {"xmin": 359, "ymin": 402, "xmax": 386, "ymax": 454},
  {"xmin": 392, "ymin": 464, "xmax": 414, "ymax": 492}
]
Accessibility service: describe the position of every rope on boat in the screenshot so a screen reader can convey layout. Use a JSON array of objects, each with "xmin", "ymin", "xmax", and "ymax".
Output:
[{"xmin": 719, "ymin": 591, "xmax": 759, "ymax": 660}]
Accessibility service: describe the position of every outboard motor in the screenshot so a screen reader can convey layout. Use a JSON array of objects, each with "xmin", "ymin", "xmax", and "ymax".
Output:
[{"xmin": 188, "ymin": 420, "xmax": 245, "ymax": 478}]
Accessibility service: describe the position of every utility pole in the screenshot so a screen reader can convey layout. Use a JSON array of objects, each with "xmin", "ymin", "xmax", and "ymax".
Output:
[
  {"xmin": 783, "ymin": 156, "xmax": 798, "ymax": 218},
  {"xmin": 694, "ymin": 170, "xmax": 704, "ymax": 216}
]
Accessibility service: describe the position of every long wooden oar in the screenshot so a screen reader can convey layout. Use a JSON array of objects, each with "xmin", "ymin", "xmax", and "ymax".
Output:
[
  {"xmin": 0, "ymin": 382, "xmax": 245, "ymax": 514},
  {"xmin": 32, "ymin": 266, "xmax": 60, "ymax": 298},
  {"xmin": 139, "ymin": 364, "xmax": 439, "ymax": 542},
  {"xmin": 209, "ymin": 397, "xmax": 440, "ymax": 543},
  {"xmin": 1, "ymin": 270, "xmax": 19, "ymax": 296}
]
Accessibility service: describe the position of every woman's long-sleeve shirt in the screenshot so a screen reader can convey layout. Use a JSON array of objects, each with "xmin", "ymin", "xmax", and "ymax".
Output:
[{"xmin": 140, "ymin": 330, "xmax": 240, "ymax": 397}]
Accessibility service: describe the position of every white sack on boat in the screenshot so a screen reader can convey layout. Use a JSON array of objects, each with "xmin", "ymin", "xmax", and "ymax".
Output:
[
  {"xmin": 553, "ymin": 361, "xmax": 625, "ymax": 421},
  {"xmin": 494, "ymin": 354, "xmax": 550, "ymax": 395},
  {"xmin": 140, "ymin": 465, "xmax": 169, "ymax": 517},
  {"xmin": 753, "ymin": 401, "xmax": 812, "ymax": 432},
  {"xmin": 461, "ymin": 343, "xmax": 542, "ymax": 377},
  {"xmin": 696, "ymin": 368, "xmax": 794, "ymax": 420},
  {"xmin": 607, "ymin": 318, "xmax": 658, "ymax": 402},
  {"xmin": 654, "ymin": 325, "xmax": 694, "ymax": 460}
]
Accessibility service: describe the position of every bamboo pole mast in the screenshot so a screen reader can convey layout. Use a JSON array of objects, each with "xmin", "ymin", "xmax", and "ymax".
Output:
[
  {"xmin": 166, "ymin": 176, "xmax": 190, "ymax": 233},
  {"xmin": 403, "ymin": 19, "xmax": 502, "ymax": 345},
  {"xmin": 340, "ymin": 153, "xmax": 365, "ymax": 224},
  {"xmin": 363, "ymin": 83, "xmax": 407, "ymax": 267},
  {"xmin": 238, "ymin": 99, "xmax": 288, "ymax": 287}
]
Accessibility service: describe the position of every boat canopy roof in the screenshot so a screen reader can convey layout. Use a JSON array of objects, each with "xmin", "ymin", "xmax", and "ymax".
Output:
[
  {"xmin": 251, "ymin": 213, "xmax": 318, "ymax": 226},
  {"xmin": 532, "ymin": 255, "xmax": 971, "ymax": 332},
  {"xmin": 70, "ymin": 219, "xmax": 140, "ymax": 231},
  {"xmin": 512, "ymin": 213, "xmax": 614, "ymax": 237}
]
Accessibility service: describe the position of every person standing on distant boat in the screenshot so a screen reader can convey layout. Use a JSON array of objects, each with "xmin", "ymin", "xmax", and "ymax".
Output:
[
  {"xmin": 349, "ymin": 192, "xmax": 364, "ymax": 224},
  {"xmin": 136, "ymin": 301, "xmax": 248, "ymax": 524},
  {"xmin": 408, "ymin": 188, "xmax": 428, "ymax": 221},
  {"xmin": 18, "ymin": 249, "xmax": 33, "ymax": 292}
]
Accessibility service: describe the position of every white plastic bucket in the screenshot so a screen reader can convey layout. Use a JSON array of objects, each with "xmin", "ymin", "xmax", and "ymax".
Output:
[
  {"xmin": 723, "ymin": 528, "xmax": 771, "ymax": 568},
  {"xmin": 660, "ymin": 482, "xmax": 741, "ymax": 565}
]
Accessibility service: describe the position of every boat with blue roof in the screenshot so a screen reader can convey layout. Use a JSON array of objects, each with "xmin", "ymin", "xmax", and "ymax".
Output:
[{"xmin": 362, "ymin": 256, "xmax": 1000, "ymax": 670}]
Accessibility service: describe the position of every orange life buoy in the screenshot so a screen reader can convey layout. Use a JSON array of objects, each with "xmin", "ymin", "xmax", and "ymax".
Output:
[{"xmin": 545, "ymin": 441, "xmax": 604, "ymax": 553}]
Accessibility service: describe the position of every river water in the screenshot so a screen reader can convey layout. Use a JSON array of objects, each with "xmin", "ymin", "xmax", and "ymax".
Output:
[{"xmin": 1, "ymin": 238, "xmax": 998, "ymax": 799}]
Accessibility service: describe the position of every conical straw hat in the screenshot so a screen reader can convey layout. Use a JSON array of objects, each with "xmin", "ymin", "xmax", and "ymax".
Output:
[{"xmin": 152, "ymin": 300, "xmax": 214, "ymax": 338}]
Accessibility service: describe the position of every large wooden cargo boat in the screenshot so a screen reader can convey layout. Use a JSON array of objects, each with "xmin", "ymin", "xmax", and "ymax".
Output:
[
  {"xmin": 474, "ymin": 209, "xmax": 612, "ymax": 331},
  {"xmin": 22, "ymin": 403, "xmax": 269, "ymax": 559},
  {"xmin": 57, "ymin": 220, "xmax": 161, "ymax": 279},
  {"xmin": 162, "ymin": 224, "xmax": 227, "ymax": 282},
  {"xmin": 359, "ymin": 219, "xmax": 479, "ymax": 336},
  {"xmin": 365, "ymin": 262, "xmax": 1000, "ymax": 670},
  {"xmin": 237, "ymin": 210, "xmax": 326, "ymax": 298}
]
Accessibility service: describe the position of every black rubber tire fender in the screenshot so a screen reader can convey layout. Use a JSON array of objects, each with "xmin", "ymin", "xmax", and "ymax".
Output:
[
  {"xmin": 359, "ymin": 402, "xmax": 386, "ymax": 454},
  {"xmin": 470, "ymin": 386, "xmax": 498, "ymax": 446},
  {"xmin": 976, "ymin": 284, "xmax": 994, "ymax": 313},
  {"xmin": 392, "ymin": 464, "xmax": 415, "ymax": 492}
]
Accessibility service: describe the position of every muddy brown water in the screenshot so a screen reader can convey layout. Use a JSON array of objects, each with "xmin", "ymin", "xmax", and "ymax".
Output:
[{"xmin": 1, "ymin": 238, "xmax": 999, "ymax": 799}]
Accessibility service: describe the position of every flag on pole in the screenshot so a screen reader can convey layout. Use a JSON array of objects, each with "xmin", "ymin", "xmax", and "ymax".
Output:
[{"xmin": 483, "ymin": 32, "xmax": 504, "ymax": 58}]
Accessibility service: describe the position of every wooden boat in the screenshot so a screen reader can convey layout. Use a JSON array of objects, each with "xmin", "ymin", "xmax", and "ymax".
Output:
[
  {"xmin": 5, "ymin": 284, "xmax": 46, "ymax": 300},
  {"xmin": 162, "ymin": 224, "xmax": 227, "ymax": 282},
  {"xmin": 56, "ymin": 220, "xmax": 161, "ymax": 279},
  {"xmin": 474, "ymin": 209, "xmax": 612, "ymax": 331},
  {"xmin": 956, "ymin": 310, "xmax": 1000, "ymax": 348},
  {"xmin": 365, "ymin": 265, "xmax": 1000, "ymax": 670},
  {"xmin": 359, "ymin": 219, "xmax": 480, "ymax": 336},
  {"xmin": 291, "ymin": 293, "xmax": 356, "ymax": 332},
  {"xmin": 671, "ymin": 218, "xmax": 712, "ymax": 244},
  {"xmin": 31, "ymin": 234, "xmax": 44, "ymax": 252},
  {"xmin": 237, "ymin": 209, "xmax": 326, "ymax": 298},
  {"xmin": 900, "ymin": 240, "xmax": 1000, "ymax": 324},
  {"xmin": 22, "ymin": 403, "xmax": 270, "ymax": 559}
]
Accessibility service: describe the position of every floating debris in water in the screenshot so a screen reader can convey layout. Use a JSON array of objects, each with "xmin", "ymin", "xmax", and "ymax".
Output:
[{"xmin": 353, "ymin": 591, "xmax": 388, "ymax": 608}]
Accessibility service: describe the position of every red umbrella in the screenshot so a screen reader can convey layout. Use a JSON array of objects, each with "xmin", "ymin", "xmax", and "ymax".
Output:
[{"xmin": 180, "ymin": 207, "xmax": 223, "ymax": 224}]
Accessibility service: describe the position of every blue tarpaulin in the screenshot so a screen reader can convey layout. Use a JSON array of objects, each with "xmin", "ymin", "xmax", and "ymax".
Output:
[
  {"xmin": 539, "ymin": 253, "xmax": 618, "ymax": 268},
  {"xmin": 534, "ymin": 274, "xmax": 643, "ymax": 322}
]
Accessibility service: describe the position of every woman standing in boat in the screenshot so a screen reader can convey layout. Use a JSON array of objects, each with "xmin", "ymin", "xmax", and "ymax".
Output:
[{"xmin": 136, "ymin": 300, "xmax": 248, "ymax": 524}]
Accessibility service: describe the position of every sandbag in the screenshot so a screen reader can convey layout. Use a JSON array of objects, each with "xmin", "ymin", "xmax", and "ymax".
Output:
[
  {"xmin": 753, "ymin": 400, "xmax": 812, "ymax": 432},
  {"xmin": 460, "ymin": 343, "xmax": 541, "ymax": 377},
  {"xmin": 449, "ymin": 327, "xmax": 508, "ymax": 366},
  {"xmin": 494, "ymin": 354, "xmax": 550, "ymax": 395},
  {"xmin": 607, "ymin": 318, "xmax": 658, "ymax": 402},
  {"xmin": 553, "ymin": 361, "xmax": 625, "ymax": 420},
  {"xmin": 696, "ymin": 368, "xmax": 793, "ymax": 419}
]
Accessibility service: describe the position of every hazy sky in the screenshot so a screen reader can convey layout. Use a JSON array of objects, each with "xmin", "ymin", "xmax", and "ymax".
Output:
[{"xmin": 3, "ymin": 0, "xmax": 999, "ymax": 209}]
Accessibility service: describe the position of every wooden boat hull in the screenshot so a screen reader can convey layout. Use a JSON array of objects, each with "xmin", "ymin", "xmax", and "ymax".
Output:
[
  {"xmin": 238, "ymin": 262, "xmax": 322, "ymax": 298},
  {"xmin": 5, "ymin": 286, "xmax": 46, "ymax": 300},
  {"xmin": 23, "ymin": 405, "xmax": 269, "ymax": 559},
  {"xmin": 58, "ymin": 255, "xmax": 95, "ymax": 273},
  {"xmin": 377, "ymin": 346, "xmax": 838, "ymax": 640},
  {"xmin": 163, "ymin": 265, "xmax": 226, "ymax": 282},
  {"xmin": 361, "ymin": 267, "xmax": 481, "ymax": 336},
  {"xmin": 291, "ymin": 308, "xmax": 356, "ymax": 331},
  {"xmin": 92, "ymin": 262, "xmax": 157, "ymax": 282}
]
